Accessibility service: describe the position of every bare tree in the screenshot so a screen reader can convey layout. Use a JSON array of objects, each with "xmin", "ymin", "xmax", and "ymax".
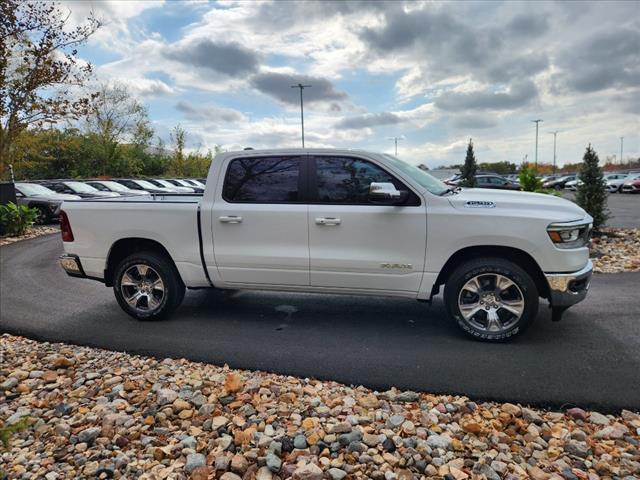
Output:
[
  {"xmin": 0, "ymin": 0, "xmax": 101, "ymax": 176},
  {"xmin": 84, "ymin": 82, "xmax": 151, "ymax": 174}
]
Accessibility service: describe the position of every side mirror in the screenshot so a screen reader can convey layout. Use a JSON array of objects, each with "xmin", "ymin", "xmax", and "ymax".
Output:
[{"xmin": 368, "ymin": 182, "xmax": 408, "ymax": 205}]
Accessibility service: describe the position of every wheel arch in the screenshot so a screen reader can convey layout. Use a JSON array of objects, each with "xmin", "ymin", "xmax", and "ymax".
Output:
[
  {"xmin": 104, "ymin": 237, "xmax": 181, "ymax": 287},
  {"xmin": 431, "ymin": 245, "xmax": 549, "ymax": 300}
]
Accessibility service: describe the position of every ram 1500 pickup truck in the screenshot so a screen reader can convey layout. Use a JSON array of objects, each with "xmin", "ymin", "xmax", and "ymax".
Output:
[{"xmin": 59, "ymin": 149, "xmax": 593, "ymax": 341}]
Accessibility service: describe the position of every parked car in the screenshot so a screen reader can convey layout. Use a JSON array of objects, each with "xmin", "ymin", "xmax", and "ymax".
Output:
[
  {"xmin": 165, "ymin": 179, "xmax": 204, "ymax": 193},
  {"xmin": 59, "ymin": 148, "xmax": 593, "ymax": 342},
  {"xmin": 564, "ymin": 179, "xmax": 583, "ymax": 191},
  {"xmin": 607, "ymin": 173, "xmax": 639, "ymax": 193},
  {"xmin": 448, "ymin": 174, "xmax": 520, "ymax": 190},
  {"xmin": 38, "ymin": 180, "xmax": 120, "ymax": 198},
  {"xmin": 621, "ymin": 174, "xmax": 640, "ymax": 193},
  {"xmin": 13, "ymin": 182, "xmax": 81, "ymax": 224},
  {"xmin": 115, "ymin": 179, "xmax": 175, "ymax": 194},
  {"xmin": 184, "ymin": 179, "xmax": 206, "ymax": 188},
  {"xmin": 145, "ymin": 178, "xmax": 195, "ymax": 193},
  {"xmin": 86, "ymin": 180, "xmax": 150, "ymax": 196},
  {"xmin": 542, "ymin": 175, "xmax": 575, "ymax": 190}
]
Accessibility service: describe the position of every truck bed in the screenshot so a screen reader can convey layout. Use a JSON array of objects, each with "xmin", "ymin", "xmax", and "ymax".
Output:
[{"xmin": 61, "ymin": 195, "xmax": 210, "ymax": 287}]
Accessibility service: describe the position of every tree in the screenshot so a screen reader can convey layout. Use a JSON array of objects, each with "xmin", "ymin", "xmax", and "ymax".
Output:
[
  {"xmin": 169, "ymin": 124, "xmax": 186, "ymax": 176},
  {"xmin": 460, "ymin": 138, "xmax": 477, "ymax": 187},
  {"xmin": 0, "ymin": 0, "xmax": 101, "ymax": 177},
  {"xmin": 518, "ymin": 162, "xmax": 543, "ymax": 192},
  {"xmin": 576, "ymin": 145, "xmax": 608, "ymax": 231},
  {"xmin": 84, "ymin": 82, "xmax": 152, "ymax": 175}
]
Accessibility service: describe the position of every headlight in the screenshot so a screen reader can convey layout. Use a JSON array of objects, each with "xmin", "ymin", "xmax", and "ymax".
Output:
[{"xmin": 547, "ymin": 221, "xmax": 592, "ymax": 249}]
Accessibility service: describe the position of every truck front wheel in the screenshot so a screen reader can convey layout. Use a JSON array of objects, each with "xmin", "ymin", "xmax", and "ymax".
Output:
[
  {"xmin": 113, "ymin": 251, "xmax": 185, "ymax": 320},
  {"xmin": 444, "ymin": 258, "xmax": 538, "ymax": 341}
]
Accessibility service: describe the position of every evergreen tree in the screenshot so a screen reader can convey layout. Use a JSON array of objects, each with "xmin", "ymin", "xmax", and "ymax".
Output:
[
  {"xmin": 460, "ymin": 138, "xmax": 477, "ymax": 187},
  {"xmin": 576, "ymin": 144, "xmax": 608, "ymax": 230}
]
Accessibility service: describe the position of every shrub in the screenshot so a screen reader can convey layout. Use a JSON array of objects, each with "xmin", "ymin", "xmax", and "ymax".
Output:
[
  {"xmin": 576, "ymin": 145, "xmax": 608, "ymax": 231},
  {"xmin": 0, "ymin": 202, "xmax": 38, "ymax": 236},
  {"xmin": 518, "ymin": 163, "xmax": 543, "ymax": 192},
  {"xmin": 460, "ymin": 139, "xmax": 477, "ymax": 187}
]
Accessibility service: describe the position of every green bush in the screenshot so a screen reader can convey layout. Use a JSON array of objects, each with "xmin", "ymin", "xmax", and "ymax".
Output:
[
  {"xmin": 0, "ymin": 202, "xmax": 38, "ymax": 236},
  {"xmin": 518, "ymin": 164, "xmax": 543, "ymax": 192}
]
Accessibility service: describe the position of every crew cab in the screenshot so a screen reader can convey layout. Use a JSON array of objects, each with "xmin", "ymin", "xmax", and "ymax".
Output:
[{"xmin": 58, "ymin": 149, "xmax": 593, "ymax": 341}]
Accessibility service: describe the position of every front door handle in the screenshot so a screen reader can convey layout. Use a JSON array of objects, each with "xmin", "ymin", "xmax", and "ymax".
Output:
[
  {"xmin": 219, "ymin": 215, "xmax": 243, "ymax": 224},
  {"xmin": 315, "ymin": 217, "xmax": 341, "ymax": 226}
]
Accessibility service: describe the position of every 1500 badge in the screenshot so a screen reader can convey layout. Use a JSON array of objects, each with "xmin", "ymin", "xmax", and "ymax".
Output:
[
  {"xmin": 464, "ymin": 200, "xmax": 496, "ymax": 208},
  {"xmin": 380, "ymin": 263, "xmax": 413, "ymax": 269}
]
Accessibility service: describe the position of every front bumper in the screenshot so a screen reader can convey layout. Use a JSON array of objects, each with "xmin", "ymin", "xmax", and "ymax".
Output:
[
  {"xmin": 59, "ymin": 254, "xmax": 86, "ymax": 278},
  {"xmin": 544, "ymin": 260, "xmax": 593, "ymax": 308}
]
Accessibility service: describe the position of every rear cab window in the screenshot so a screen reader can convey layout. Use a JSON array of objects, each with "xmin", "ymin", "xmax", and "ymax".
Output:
[{"xmin": 222, "ymin": 156, "xmax": 304, "ymax": 203}]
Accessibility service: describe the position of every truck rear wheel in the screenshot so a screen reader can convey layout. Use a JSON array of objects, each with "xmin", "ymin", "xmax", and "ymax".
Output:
[
  {"xmin": 444, "ymin": 257, "xmax": 538, "ymax": 341},
  {"xmin": 113, "ymin": 251, "xmax": 185, "ymax": 321}
]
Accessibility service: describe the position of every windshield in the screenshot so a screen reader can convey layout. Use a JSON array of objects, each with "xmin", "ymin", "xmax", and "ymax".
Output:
[
  {"xmin": 100, "ymin": 181, "xmax": 131, "ymax": 192},
  {"xmin": 135, "ymin": 179, "xmax": 159, "ymax": 189},
  {"xmin": 65, "ymin": 181, "xmax": 99, "ymax": 193},
  {"xmin": 15, "ymin": 183, "xmax": 56, "ymax": 196},
  {"xmin": 157, "ymin": 179, "xmax": 180, "ymax": 188},
  {"xmin": 380, "ymin": 154, "xmax": 449, "ymax": 195}
]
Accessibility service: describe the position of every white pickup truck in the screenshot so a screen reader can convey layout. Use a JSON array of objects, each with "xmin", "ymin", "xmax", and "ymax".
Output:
[{"xmin": 59, "ymin": 149, "xmax": 593, "ymax": 341}]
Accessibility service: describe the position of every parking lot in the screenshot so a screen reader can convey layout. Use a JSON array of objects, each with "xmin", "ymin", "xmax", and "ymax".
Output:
[{"xmin": 562, "ymin": 191, "xmax": 640, "ymax": 228}]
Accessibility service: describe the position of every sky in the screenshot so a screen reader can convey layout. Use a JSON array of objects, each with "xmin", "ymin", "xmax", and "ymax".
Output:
[{"xmin": 61, "ymin": 0, "xmax": 639, "ymax": 168}]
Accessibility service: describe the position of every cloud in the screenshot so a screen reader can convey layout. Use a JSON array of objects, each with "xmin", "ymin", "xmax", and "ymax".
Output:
[
  {"xmin": 506, "ymin": 14, "xmax": 550, "ymax": 37},
  {"xmin": 175, "ymin": 101, "xmax": 245, "ymax": 124},
  {"xmin": 165, "ymin": 39, "xmax": 260, "ymax": 77},
  {"xmin": 554, "ymin": 26, "xmax": 640, "ymax": 93},
  {"xmin": 452, "ymin": 115, "xmax": 498, "ymax": 130},
  {"xmin": 249, "ymin": 72, "xmax": 348, "ymax": 106},
  {"xmin": 336, "ymin": 112, "xmax": 403, "ymax": 130},
  {"xmin": 435, "ymin": 80, "xmax": 538, "ymax": 111},
  {"xmin": 123, "ymin": 78, "xmax": 174, "ymax": 97}
]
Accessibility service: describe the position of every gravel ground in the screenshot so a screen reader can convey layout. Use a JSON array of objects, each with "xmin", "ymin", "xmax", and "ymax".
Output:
[
  {"xmin": 1, "ymin": 335, "xmax": 638, "ymax": 480},
  {"xmin": 590, "ymin": 228, "xmax": 640, "ymax": 273},
  {"xmin": 0, "ymin": 226, "xmax": 59, "ymax": 247}
]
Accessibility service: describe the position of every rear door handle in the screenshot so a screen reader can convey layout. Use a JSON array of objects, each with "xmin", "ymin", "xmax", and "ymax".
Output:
[
  {"xmin": 315, "ymin": 217, "xmax": 341, "ymax": 226},
  {"xmin": 219, "ymin": 215, "xmax": 243, "ymax": 224}
]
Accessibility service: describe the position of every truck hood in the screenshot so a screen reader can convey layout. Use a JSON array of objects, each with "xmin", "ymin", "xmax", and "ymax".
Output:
[{"xmin": 448, "ymin": 188, "xmax": 588, "ymax": 222}]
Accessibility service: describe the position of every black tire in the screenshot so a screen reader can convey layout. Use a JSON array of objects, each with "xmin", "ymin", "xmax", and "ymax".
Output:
[
  {"xmin": 444, "ymin": 257, "xmax": 538, "ymax": 342},
  {"xmin": 34, "ymin": 206, "xmax": 49, "ymax": 225},
  {"xmin": 113, "ymin": 251, "xmax": 185, "ymax": 320}
]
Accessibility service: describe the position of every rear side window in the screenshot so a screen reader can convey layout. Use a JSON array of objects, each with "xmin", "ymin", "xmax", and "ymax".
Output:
[{"xmin": 223, "ymin": 156, "xmax": 302, "ymax": 203}]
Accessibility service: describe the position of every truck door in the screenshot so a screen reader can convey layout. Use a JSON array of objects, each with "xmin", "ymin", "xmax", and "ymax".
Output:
[
  {"xmin": 307, "ymin": 155, "xmax": 427, "ymax": 292},
  {"xmin": 211, "ymin": 155, "xmax": 309, "ymax": 286}
]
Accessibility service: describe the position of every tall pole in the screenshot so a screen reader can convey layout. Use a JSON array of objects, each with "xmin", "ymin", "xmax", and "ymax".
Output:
[
  {"xmin": 620, "ymin": 137, "xmax": 624, "ymax": 165},
  {"xmin": 291, "ymin": 83, "xmax": 311, "ymax": 148},
  {"xmin": 388, "ymin": 136, "xmax": 404, "ymax": 156},
  {"xmin": 532, "ymin": 119, "xmax": 543, "ymax": 169},
  {"xmin": 549, "ymin": 131, "xmax": 558, "ymax": 174}
]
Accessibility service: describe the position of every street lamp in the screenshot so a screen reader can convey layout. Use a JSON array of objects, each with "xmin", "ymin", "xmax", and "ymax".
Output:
[
  {"xmin": 531, "ymin": 119, "xmax": 543, "ymax": 169},
  {"xmin": 620, "ymin": 137, "xmax": 624, "ymax": 165},
  {"xmin": 291, "ymin": 83, "xmax": 311, "ymax": 148},
  {"xmin": 388, "ymin": 136, "xmax": 404, "ymax": 156}
]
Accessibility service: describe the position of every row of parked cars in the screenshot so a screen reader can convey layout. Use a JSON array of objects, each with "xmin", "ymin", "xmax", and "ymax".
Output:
[
  {"xmin": 444, "ymin": 171, "xmax": 640, "ymax": 194},
  {"xmin": 13, "ymin": 178, "xmax": 206, "ymax": 224},
  {"xmin": 541, "ymin": 172, "xmax": 640, "ymax": 193}
]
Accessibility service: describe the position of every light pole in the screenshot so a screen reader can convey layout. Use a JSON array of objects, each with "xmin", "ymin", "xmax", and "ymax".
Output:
[
  {"xmin": 549, "ymin": 131, "xmax": 559, "ymax": 173},
  {"xmin": 532, "ymin": 119, "xmax": 543, "ymax": 169},
  {"xmin": 388, "ymin": 136, "xmax": 404, "ymax": 156},
  {"xmin": 620, "ymin": 137, "xmax": 624, "ymax": 165},
  {"xmin": 291, "ymin": 83, "xmax": 311, "ymax": 147}
]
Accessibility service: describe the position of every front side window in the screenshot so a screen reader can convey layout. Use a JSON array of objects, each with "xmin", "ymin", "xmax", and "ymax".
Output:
[
  {"xmin": 315, "ymin": 157, "xmax": 398, "ymax": 204},
  {"xmin": 223, "ymin": 156, "xmax": 301, "ymax": 203}
]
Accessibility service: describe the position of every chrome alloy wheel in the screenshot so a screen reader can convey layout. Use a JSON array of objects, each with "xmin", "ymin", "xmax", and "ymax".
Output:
[
  {"xmin": 457, "ymin": 273, "xmax": 525, "ymax": 333},
  {"xmin": 120, "ymin": 264, "xmax": 165, "ymax": 312}
]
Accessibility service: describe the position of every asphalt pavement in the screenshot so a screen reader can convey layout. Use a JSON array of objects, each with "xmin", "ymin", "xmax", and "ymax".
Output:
[
  {"xmin": 1, "ymin": 234, "xmax": 639, "ymax": 412},
  {"xmin": 561, "ymin": 191, "xmax": 639, "ymax": 228}
]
